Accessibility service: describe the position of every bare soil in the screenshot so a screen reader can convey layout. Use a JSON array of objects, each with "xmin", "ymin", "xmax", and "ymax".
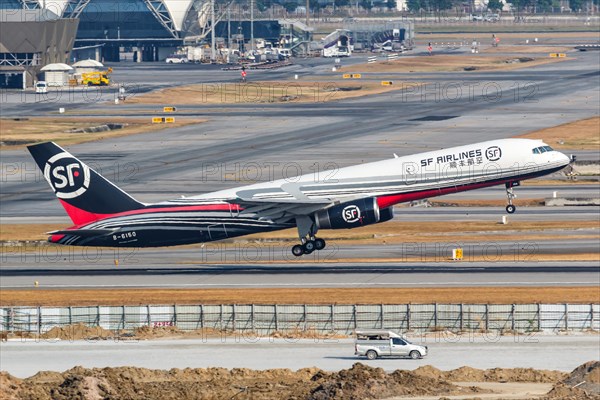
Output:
[
  {"xmin": 517, "ymin": 117, "xmax": 600, "ymax": 150},
  {"xmin": 415, "ymin": 32, "xmax": 600, "ymax": 41},
  {"xmin": 545, "ymin": 361, "xmax": 600, "ymax": 399},
  {"xmin": 0, "ymin": 117, "xmax": 205, "ymax": 149},
  {"xmin": 342, "ymin": 54, "xmax": 565, "ymax": 74},
  {"xmin": 0, "ymin": 362, "xmax": 582, "ymax": 400},
  {"xmin": 1, "ymin": 286, "xmax": 598, "ymax": 307},
  {"xmin": 126, "ymin": 80, "xmax": 406, "ymax": 105},
  {"xmin": 482, "ymin": 45, "xmax": 572, "ymax": 53}
]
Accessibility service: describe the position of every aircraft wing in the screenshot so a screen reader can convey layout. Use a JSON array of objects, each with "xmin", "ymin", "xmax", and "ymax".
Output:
[{"xmin": 229, "ymin": 198, "xmax": 334, "ymax": 223}]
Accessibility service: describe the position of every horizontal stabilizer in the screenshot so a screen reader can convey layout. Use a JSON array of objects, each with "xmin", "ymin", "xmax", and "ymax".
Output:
[{"xmin": 48, "ymin": 229, "xmax": 117, "ymax": 238}]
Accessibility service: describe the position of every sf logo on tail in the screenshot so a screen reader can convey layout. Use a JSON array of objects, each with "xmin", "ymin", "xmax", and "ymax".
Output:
[{"xmin": 43, "ymin": 152, "xmax": 90, "ymax": 199}]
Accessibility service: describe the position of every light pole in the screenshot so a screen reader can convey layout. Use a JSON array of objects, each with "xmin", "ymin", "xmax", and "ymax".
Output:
[
  {"xmin": 211, "ymin": 0, "xmax": 216, "ymax": 62},
  {"xmin": 250, "ymin": 0, "xmax": 255, "ymax": 52}
]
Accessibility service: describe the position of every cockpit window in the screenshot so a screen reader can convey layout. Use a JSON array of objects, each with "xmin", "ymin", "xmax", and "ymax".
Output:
[{"xmin": 532, "ymin": 146, "xmax": 554, "ymax": 154}]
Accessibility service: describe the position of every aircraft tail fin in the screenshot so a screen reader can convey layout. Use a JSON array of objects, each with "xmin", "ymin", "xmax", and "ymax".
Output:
[{"xmin": 28, "ymin": 142, "xmax": 145, "ymax": 225}]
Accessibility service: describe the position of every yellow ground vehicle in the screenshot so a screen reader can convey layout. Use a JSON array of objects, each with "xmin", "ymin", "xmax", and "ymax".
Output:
[{"xmin": 81, "ymin": 68, "xmax": 112, "ymax": 86}]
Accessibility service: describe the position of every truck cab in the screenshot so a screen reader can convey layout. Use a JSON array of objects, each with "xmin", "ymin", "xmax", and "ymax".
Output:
[
  {"xmin": 81, "ymin": 71, "xmax": 110, "ymax": 86},
  {"xmin": 354, "ymin": 329, "xmax": 428, "ymax": 360},
  {"xmin": 35, "ymin": 81, "xmax": 48, "ymax": 94}
]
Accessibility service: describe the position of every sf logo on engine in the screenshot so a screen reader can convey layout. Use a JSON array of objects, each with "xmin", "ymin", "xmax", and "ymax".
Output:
[
  {"xmin": 485, "ymin": 146, "xmax": 502, "ymax": 161},
  {"xmin": 43, "ymin": 152, "xmax": 90, "ymax": 199},
  {"xmin": 342, "ymin": 205, "xmax": 361, "ymax": 223}
]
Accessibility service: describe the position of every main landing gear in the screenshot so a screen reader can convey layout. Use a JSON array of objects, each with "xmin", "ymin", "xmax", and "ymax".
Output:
[
  {"xmin": 291, "ymin": 216, "xmax": 327, "ymax": 257},
  {"xmin": 505, "ymin": 182, "xmax": 519, "ymax": 214}
]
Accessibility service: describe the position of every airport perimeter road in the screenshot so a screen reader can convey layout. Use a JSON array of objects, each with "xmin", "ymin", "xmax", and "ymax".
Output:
[
  {"xmin": 1, "ymin": 259, "xmax": 598, "ymax": 289},
  {"xmin": 1, "ymin": 335, "xmax": 598, "ymax": 378}
]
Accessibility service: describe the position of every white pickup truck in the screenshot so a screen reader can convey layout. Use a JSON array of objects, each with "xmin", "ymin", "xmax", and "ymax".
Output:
[{"xmin": 354, "ymin": 329, "xmax": 428, "ymax": 360}]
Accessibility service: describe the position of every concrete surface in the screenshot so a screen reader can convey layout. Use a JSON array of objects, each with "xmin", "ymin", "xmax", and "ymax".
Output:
[
  {"xmin": 1, "ymin": 335, "xmax": 597, "ymax": 379},
  {"xmin": 545, "ymin": 197, "xmax": 600, "ymax": 206}
]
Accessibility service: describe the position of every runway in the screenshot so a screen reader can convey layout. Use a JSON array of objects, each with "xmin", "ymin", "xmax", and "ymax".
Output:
[{"xmin": 1, "ymin": 259, "xmax": 598, "ymax": 289}]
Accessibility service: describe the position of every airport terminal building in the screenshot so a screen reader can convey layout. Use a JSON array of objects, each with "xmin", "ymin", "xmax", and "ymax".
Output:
[
  {"xmin": 1, "ymin": 0, "xmax": 195, "ymax": 63},
  {"xmin": 0, "ymin": 8, "xmax": 78, "ymax": 88}
]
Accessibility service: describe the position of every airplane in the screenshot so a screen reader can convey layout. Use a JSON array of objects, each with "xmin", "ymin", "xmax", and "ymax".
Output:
[{"xmin": 28, "ymin": 139, "xmax": 571, "ymax": 256}]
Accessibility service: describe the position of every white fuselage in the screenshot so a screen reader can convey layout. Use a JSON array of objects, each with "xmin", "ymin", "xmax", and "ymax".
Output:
[{"xmin": 183, "ymin": 138, "xmax": 570, "ymax": 205}]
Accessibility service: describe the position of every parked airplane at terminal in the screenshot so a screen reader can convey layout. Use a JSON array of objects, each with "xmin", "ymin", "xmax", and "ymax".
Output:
[{"xmin": 28, "ymin": 139, "xmax": 571, "ymax": 256}]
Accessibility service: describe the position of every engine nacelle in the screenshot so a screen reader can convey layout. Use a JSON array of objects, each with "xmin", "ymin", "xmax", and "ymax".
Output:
[{"xmin": 315, "ymin": 198, "xmax": 394, "ymax": 230}]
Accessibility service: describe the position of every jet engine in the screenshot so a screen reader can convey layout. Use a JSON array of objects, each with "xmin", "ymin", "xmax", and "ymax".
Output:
[{"xmin": 315, "ymin": 198, "xmax": 393, "ymax": 229}]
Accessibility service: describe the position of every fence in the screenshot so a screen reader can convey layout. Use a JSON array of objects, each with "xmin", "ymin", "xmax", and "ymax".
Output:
[{"xmin": 1, "ymin": 303, "xmax": 598, "ymax": 335}]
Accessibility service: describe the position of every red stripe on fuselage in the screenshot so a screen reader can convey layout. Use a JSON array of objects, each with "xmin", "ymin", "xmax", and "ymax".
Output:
[{"xmin": 377, "ymin": 178, "xmax": 514, "ymax": 209}]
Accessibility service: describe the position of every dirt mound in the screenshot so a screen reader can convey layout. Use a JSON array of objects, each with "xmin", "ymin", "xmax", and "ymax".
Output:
[
  {"xmin": 0, "ymin": 372, "xmax": 22, "ymax": 400},
  {"xmin": 413, "ymin": 365, "xmax": 565, "ymax": 383},
  {"xmin": 131, "ymin": 325, "xmax": 347, "ymax": 340},
  {"xmin": 1, "ymin": 364, "xmax": 481, "ymax": 400},
  {"xmin": 545, "ymin": 383, "xmax": 600, "ymax": 399},
  {"xmin": 3, "ymin": 363, "xmax": 593, "ymax": 400},
  {"xmin": 40, "ymin": 323, "xmax": 115, "ymax": 340},
  {"xmin": 133, "ymin": 324, "xmax": 184, "ymax": 339},
  {"xmin": 564, "ymin": 361, "xmax": 600, "ymax": 385},
  {"xmin": 307, "ymin": 363, "xmax": 476, "ymax": 400},
  {"xmin": 545, "ymin": 361, "xmax": 600, "ymax": 398},
  {"xmin": 447, "ymin": 366, "xmax": 566, "ymax": 383},
  {"xmin": 412, "ymin": 365, "xmax": 445, "ymax": 379}
]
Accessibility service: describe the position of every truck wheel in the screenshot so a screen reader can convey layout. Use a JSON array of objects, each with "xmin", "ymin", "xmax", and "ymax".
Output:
[
  {"xmin": 409, "ymin": 351, "xmax": 421, "ymax": 359},
  {"xmin": 366, "ymin": 350, "xmax": 378, "ymax": 360}
]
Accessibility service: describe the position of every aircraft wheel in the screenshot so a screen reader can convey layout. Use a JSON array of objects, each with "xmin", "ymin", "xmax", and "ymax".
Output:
[
  {"xmin": 292, "ymin": 244, "xmax": 304, "ymax": 257},
  {"xmin": 506, "ymin": 205, "xmax": 516, "ymax": 214},
  {"xmin": 314, "ymin": 238, "xmax": 326, "ymax": 251},
  {"xmin": 303, "ymin": 241, "xmax": 315, "ymax": 254}
]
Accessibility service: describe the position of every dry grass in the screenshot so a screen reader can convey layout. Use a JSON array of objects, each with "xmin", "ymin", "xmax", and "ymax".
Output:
[
  {"xmin": 517, "ymin": 117, "xmax": 600, "ymax": 150},
  {"xmin": 342, "ymin": 55, "xmax": 565, "ymax": 74},
  {"xmin": 416, "ymin": 32, "xmax": 600, "ymax": 41},
  {"xmin": 229, "ymin": 254, "xmax": 598, "ymax": 265},
  {"xmin": 0, "ymin": 117, "xmax": 206, "ymax": 149},
  {"xmin": 1, "ymin": 287, "xmax": 598, "ymax": 306},
  {"xmin": 427, "ymin": 198, "xmax": 544, "ymax": 207},
  {"xmin": 126, "ymin": 80, "xmax": 407, "ymax": 105},
  {"xmin": 0, "ymin": 224, "xmax": 59, "ymax": 242},
  {"xmin": 481, "ymin": 45, "xmax": 572, "ymax": 54},
  {"xmin": 522, "ymin": 179, "xmax": 598, "ymax": 186},
  {"xmin": 232, "ymin": 220, "xmax": 600, "ymax": 243}
]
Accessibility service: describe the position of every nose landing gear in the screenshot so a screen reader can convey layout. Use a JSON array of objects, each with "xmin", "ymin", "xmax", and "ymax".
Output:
[
  {"xmin": 505, "ymin": 182, "xmax": 519, "ymax": 214},
  {"xmin": 291, "ymin": 216, "xmax": 327, "ymax": 257}
]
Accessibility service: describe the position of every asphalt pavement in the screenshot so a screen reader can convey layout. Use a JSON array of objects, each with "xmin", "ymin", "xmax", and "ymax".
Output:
[{"xmin": 1, "ymin": 335, "xmax": 598, "ymax": 378}]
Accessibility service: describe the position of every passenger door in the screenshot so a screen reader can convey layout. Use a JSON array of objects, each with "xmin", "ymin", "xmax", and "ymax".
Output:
[{"xmin": 391, "ymin": 338, "xmax": 409, "ymax": 356}]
